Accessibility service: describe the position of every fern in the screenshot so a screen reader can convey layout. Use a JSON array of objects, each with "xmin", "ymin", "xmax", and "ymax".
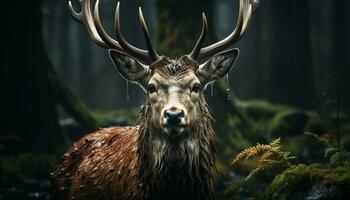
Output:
[
  {"xmin": 231, "ymin": 143, "xmax": 272, "ymax": 165},
  {"xmin": 231, "ymin": 138, "xmax": 295, "ymax": 182},
  {"xmin": 226, "ymin": 138, "xmax": 296, "ymax": 196}
]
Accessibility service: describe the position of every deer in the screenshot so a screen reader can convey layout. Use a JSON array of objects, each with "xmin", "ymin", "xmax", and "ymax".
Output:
[{"xmin": 51, "ymin": 0, "xmax": 261, "ymax": 199}]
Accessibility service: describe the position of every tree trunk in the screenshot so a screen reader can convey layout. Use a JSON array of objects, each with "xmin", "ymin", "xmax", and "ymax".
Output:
[
  {"xmin": 334, "ymin": 0, "xmax": 350, "ymax": 112},
  {"xmin": 0, "ymin": 1, "xmax": 97, "ymax": 153},
  {"xmin": 156, "ymin": 0, "xmax": 216, "ymax": 58}
]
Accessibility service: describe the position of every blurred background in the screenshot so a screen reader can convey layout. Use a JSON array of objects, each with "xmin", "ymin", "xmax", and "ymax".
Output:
[{"xmin": 1, "ymin": 0, "xmax": 349, "ymax": 199}]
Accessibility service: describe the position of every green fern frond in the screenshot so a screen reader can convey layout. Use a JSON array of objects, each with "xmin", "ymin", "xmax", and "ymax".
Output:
[
  {"xmin": 270, "ymin": 138, "xmax": 281, "ymax": 147},
  {"xmin": 231, "ymin": 143, "xmax": 273, "ymax": 165},
  {"xmin": 228, "ymin": 138, "xmax": 297, "ymax": 195},
  {"xmin": 231, "ymin": 138, "xmax": 296, "ymax": 177}
]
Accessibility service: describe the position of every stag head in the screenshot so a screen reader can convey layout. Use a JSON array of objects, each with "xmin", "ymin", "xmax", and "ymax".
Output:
[{"xmin": 69, "ymin": 0, "xmax": 260, "ymax": 138}]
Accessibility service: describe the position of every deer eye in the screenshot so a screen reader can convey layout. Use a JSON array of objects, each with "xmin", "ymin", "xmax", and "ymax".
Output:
[
  {"xmin": 147, "ymin": 84, "xmax": 157, "ymax": 94},
  {"xmin": 191, "ymin": 83, "xmax": 201, "ymax": 93}
]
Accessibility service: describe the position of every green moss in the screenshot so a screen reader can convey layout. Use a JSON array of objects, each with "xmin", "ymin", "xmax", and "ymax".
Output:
[
  {"xmin": 264, "ymin": 164, "xmax": 350, "ymax": 200},
  {"xmin": 238, "ymin": 100, "xmax": 288, "ymax": 121},
  {"xmin": 267, "ymin": 109, "xmax": 308, "ymax": 138},
  {"xmin": 329, "ymin": 152, "xmax": 350, "ymax": 167},
  {"xmin": 266, "ymin": 164, "xmax": 309, "ymax": 199}
]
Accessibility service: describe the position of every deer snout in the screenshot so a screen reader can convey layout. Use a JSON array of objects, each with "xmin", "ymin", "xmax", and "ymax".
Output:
[
  {"xmin": 162, "ymin": 107, "xmax": 187, "ymax": 136},
  {"xmin": 164, "ymin": 109, "xmax": 184, "ymax": 126}
]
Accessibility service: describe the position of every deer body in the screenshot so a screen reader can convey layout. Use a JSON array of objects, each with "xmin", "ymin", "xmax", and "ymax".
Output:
[
  {"xmin": 52, "ymin": 0, "xmax": 260, "ymax": 199},
  {"xmin": 52, "ymin": 126, "xmax": 215, "ymax": 200}
]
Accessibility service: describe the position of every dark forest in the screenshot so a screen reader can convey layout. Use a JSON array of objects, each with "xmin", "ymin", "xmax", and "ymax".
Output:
[{"xmin": 0, "ymin": 0, "xmax": 349, "ymax": 199}]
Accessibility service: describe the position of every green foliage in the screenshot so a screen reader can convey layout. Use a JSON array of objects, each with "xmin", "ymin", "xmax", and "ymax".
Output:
[
  {"xmin": 263, "ymin": 164, "xmax": 350, "ymax": 200},
  {"xmin": 227, "ymin": 138, "xmax": 296, "ymax": 196},
  {"xmin": 231, "ymin": 138, "xmax": 295, "ymax": 175},
  {"xmin": 329, "ymin": 152, "xmax": 350, "ymax": 167},
  {"xmin": 268, "ymin": 110, "xmax": 308, "ymax": 138},
  {"xmin": 250, "ymin": 132, "xmax": 350, "ymax": 200},
  {"xmin": 304, "ymin": 131, "xmax": 350, "ymax": 166},
  {"xmin": 238, "ymin": 100, "xmax": 287, "ymax": 121}
]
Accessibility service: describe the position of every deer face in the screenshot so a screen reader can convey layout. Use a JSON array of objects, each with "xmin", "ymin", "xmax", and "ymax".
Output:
[{"xmin": 109, "ymin": 49, "xmax": 239, "ymax": 137}]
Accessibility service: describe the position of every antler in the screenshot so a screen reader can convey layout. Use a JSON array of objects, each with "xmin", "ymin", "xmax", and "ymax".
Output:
[
  {"xmin": 68, "ymin": 0, "xmax": 159, "ymax": 64},
  {"xmin": 190, "ymin": 0, "xmax": 261, "ymax": 63}
]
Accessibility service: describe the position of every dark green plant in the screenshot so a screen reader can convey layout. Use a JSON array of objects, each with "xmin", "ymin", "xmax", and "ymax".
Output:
[{"xmin": 304, "ymin": 132, "xmax": 350, "ymax": 166}]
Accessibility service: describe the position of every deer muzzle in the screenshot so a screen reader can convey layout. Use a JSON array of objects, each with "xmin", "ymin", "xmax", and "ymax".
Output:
[{"xmin": 162, "ymin": 107, "xmax": 187, "ymax": 136}]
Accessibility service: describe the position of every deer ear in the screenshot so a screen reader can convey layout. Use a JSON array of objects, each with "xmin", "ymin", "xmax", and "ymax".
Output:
[
  {"xmin": 109, "ymin": 49, "xmax": 151, "ymax": 86},
  {"xmin": 197, "ymin": 48, "xmax": 239, "ymax": 85}
]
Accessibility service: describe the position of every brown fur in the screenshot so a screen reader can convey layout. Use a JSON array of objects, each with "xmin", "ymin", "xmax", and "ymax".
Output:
[
  {"xmin": 51, "ymin": 127, "xmax": 140, "ymax": 199},
  {"xmin": 51, "ymin": 57, "xmax": 216, "ymax": 200}
]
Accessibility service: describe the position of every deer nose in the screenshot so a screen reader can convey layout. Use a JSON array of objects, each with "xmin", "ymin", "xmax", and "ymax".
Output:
[{"xmin": 164, "ymin": 109, "xmax": 184, "ymax": 126}]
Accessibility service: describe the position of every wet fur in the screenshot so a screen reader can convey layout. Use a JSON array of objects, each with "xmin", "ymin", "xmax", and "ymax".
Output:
[{"xmin": 51, "ymin": 57, "xmax": 216, "ymax": 200}]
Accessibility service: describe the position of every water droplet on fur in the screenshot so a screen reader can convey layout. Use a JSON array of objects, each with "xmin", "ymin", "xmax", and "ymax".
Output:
[
  {"xmin": 226, "ymin": 88, "xmax": 230, "ymax": 100},
  {"xmin": 226, "ymin": 74, "xmax": 231, "ymax": 100},
  {"xmin": 126, "ymin": 80, "xmax": 130, "ymax": 100},
  {"xmin": 60, "ymin": 186, "xmax": 66, "ymax": 191},
  {"xmin": 95, "ymin": 141, "xmax": 102, "ymax": 147}
]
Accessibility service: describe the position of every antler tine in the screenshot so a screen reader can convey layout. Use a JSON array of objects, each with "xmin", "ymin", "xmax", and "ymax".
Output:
[
  {"xmin": 69, "ymin": 0, "xmax": 159, "ymax": 65},
  {"xmin": 93, "ymin": 0, "xmax": 123, "ymax": 50},
  {"xmin": 68, "ymin": 0, "xmax": 109, "ymax": 48},
  {"xmin": 238, "ymin": 0, "xmax": 261, "ymax": 39},
  {"xmin": 139, "ymin": 7, "xmax": 160, "ymax": 62},
  {"xmin": 190, "ymin": 0, "xmax": 261, "ymax": 63},
  {"xmin": 189, "ymin": 13, "xmax": 208, "ymax": 60},
  {"xmin": 252, "ymin": 0, "xmax": 261, "ymax": 11},
  {"xmin": 190, "ymin": 0, "xmax": 244, "ymax": 62},
  {"xmin": 68, "ymin": 0, "xmax": 83, "ymax": 21},
  {"xmin": 238, "ymin": 0, "xmax": 254, "ymax": 40},
  {"xmin": 114, "ymin": 2, "xmax": 155, "ymax": 64}
]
